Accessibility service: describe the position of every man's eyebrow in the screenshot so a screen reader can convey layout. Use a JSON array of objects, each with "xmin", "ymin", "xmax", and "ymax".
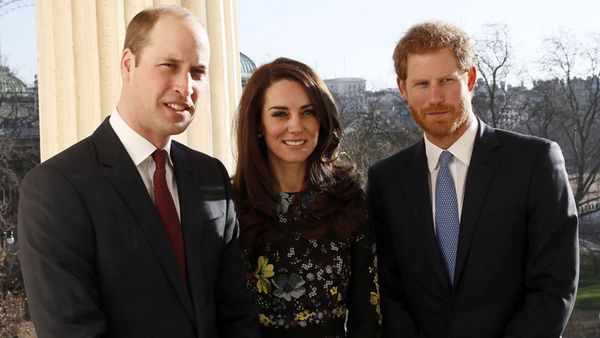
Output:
[
  {"xmin": 157, "ymin": 57, "xmax": 180, "ymax": 63},
  {"xmin": 157, "ymin": 58, "xmax": 207, "ymax": 70},
  {"xmin": 408, "ymin": 78, "xmax": 428, "ymax": 84}
]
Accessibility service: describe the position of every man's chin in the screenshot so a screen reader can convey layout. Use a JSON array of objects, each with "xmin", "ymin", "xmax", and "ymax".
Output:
[
  {"xmin": 425, "ymin": 127, "xmax": 452, "ymax": 139},
  {"xmin": 424, "ymin": 118, "xmax": 472, "ymax": 144},
  {"xmin": 167, "ymin": 120, "xmax": 193, "ymax": 136}
]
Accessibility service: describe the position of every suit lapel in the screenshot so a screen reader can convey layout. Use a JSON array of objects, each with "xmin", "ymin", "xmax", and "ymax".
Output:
[
  {"xmin": 454, "ymin": 121, "xmax": 501, "ymax": 286},
  {"xmin": 92, "ymin": 119, "xmax": 195, "ymax": 322},
  {"xmin": 397, "ymin": 142, "xmax": 450, "ymax": 291},
  {"xmin": 171, "ymin": 143, "xmax": 207, "ymax": 330}
]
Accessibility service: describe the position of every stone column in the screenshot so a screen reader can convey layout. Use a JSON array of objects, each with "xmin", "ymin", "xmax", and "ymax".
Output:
[{"xmin": 35, "ymin": 0, "xmax": 241, "ymax": 171}]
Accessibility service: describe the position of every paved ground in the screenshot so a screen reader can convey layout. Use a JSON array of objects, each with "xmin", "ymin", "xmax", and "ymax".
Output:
[{"xmin": 564, "ymin": 309, "xmax": 600, "ymax": 337}]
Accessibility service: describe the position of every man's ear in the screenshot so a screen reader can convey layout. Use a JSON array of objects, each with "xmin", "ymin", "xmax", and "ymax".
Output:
[
  {"xmin": 397, "ymin": 77, "xmax": 408, "ymax": 101},
  {"xmin": 467, "ymin": 65, "xmax": 477, "ymax": 92},
  {"xmin": 121, "ymin": 49, "xmax": 135, "ymax": 81}
]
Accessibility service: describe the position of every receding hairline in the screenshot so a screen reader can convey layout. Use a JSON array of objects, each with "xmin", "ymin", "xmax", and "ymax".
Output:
[{"xmin": 123, "ymin": 5, "xmax": 207, "ymax": 56}]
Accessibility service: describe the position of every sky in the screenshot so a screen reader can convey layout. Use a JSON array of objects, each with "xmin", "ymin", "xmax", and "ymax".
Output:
[
  {"xmin": 0, "ymin": 0, "xmax": 35, "ymax": 85},
  {"xmin": 238, "ymin": 0, "xmax": 599, "ymax": 90},
  {"xmin": 0, "ymin": 0, "xmax": 598, "ymax": 89}
]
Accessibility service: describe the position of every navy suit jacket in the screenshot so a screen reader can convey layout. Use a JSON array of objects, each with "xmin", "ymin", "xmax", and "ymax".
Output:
[
  {"xmin": 18, "ymin": 118, "xmax": 260, "ymax": 338},
  {"xmin": 368, "ymin": 120, "xmax": 578, "ymax": 338}
]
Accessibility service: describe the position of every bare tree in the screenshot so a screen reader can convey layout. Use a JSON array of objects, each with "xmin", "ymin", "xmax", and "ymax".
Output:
[
  {"xmin": 0, "ymin": 66, "xmax": 39, "ymax": 338},
  {"xmin": 338, "ymin": 89, "xmax": 420, "ymax": 183},
  {"xmin": 536, "ymin": 31, "xmax": 600, "ymax": 217},
  {"xmin": 524, "ymin": 79, "xmax": 563, "ymax": 139},
  {"xmin": 473, "ymin": 23, "xmax": 528, "ymax": 130}
]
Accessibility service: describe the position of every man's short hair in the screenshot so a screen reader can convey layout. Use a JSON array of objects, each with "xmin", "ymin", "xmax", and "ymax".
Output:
[
  {"xmin": 393, "ymin": 21, "xmax": 475, "ymax": 81},
  {"xmin": 123, "ymin": 5, "xmax": 201, "ymax": 64}
]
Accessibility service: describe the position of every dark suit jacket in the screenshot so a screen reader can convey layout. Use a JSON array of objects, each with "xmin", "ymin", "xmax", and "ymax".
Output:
[
  {"xmin": 368, "ymin": 121, "xmax": 578, "ymax": 338},
  {"xmin": 18, "ymin": 118, "xmax": 260, "ymax": 338}
]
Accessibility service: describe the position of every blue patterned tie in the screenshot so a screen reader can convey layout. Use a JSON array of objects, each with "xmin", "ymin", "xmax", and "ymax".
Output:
[{"xmin": 435, "ymin": 151, "xmax": 459, "ymax": 284}]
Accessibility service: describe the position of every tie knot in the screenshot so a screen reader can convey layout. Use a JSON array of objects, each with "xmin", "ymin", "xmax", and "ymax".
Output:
[
  {"xmin": 439, "ymin": 151, "xmax": 453, "ymax": 168},
  {"xmin": 152, "ymin": 149, "xmax": 168, "ymax": 169}
]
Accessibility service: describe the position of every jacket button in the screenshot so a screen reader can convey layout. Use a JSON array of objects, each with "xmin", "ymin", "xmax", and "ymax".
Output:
[{"xmin": 452, "ymin": 311, "xmax": 460, "ymax": 318}]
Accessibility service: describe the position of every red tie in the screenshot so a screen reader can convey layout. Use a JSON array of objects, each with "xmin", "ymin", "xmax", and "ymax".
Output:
[{"xmin": 152, "ymin": 149, "xmax": 187, "ymax": 282}]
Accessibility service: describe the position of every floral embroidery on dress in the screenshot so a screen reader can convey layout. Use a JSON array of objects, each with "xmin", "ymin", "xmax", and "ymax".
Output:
[
  {"xmin": 254, "ymin": 256, "xmax": 274, "ymax": 294},
  {"xmin": 241, "ymin": 190, "xmax": 380, "ymax": 335},
  {"xmin": 272, "ymin": 272, "xmax": 306, "ymax": 301},
  {"xmin": 277, "ymin": 193, "xmax": 292, "ymax": 223},
  {"xmin": 295, "ymin": 309, "xmax": 315, "ymax": 321},
  {"xmin": 371, "ymin": 264, "xmax": 382, "ymax": 323},
  {"xmin": 259, "ymin": 313, "xmax": 274, "ymax": 326}
]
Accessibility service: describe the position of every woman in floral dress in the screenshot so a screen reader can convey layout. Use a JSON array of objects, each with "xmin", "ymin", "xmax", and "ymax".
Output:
[{"xmin": 232, "ymin": 57, "xmax": 380, "ymax": 338}]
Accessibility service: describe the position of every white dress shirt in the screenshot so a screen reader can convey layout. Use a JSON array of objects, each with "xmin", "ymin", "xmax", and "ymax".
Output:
[
  {"xmin": 424, "ymin": 118, "xmax": 478, "ymax": 228},
  {"xmin": 109, "ymin": 109, "xmax": 181, "ymax": 219}
]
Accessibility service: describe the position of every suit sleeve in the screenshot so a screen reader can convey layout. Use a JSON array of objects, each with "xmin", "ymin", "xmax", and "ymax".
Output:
[
  {"xmin": 213, "ymin": 161, "xmax": 261, "ymax": 338},
  {"xmin": 367, "ymin": 167, "xmax": 426, "ymax": 338},
  {"xmin": 504, "ymin": 142, "xmax": 579, "ymax": 337},
  {"xmin": 18, "ymin": 165, "xmax": 107, "ymax": 338}
]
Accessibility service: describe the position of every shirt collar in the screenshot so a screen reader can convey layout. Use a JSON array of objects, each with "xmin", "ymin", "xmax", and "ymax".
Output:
[
  {"xmin": 109, "ymin": 109, "xmax": 173, "ymax": 167},
  {"xmin": 424, "ymin": 117, "xmax": 478, "ymax": 173}
]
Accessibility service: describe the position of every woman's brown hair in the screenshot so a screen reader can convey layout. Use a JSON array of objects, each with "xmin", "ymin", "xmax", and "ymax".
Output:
[{"xmin": 232, "ymin": 57, "xmax": 364, "ymax": 248}]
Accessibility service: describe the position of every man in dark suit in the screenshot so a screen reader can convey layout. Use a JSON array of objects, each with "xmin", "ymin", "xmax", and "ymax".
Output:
[
  {"xmin": 18, "ymin": 6, "xmax": 259, "ymax": 338},
  {"xmin": 368, "ymin": 21, "xmax": 578, "ymax": 337}
]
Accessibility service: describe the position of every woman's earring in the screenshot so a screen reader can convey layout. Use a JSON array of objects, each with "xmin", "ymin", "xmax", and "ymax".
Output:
[{"xmin": 258, "ymin": 132, "xmax": 263, "ymax": 138}]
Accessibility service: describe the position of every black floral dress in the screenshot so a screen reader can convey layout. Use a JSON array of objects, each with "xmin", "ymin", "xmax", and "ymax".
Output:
[{"xmin": 241, "ymin": 192, "xmax": 381, "ymax": 338}]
